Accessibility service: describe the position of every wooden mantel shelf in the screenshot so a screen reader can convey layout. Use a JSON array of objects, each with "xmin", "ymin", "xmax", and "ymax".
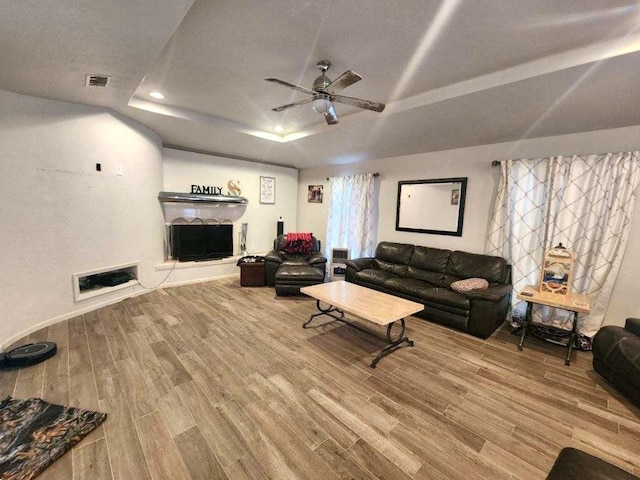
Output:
[{"xmin": 158, "ymin": 191, "xmax": 248, "ymax": 204}]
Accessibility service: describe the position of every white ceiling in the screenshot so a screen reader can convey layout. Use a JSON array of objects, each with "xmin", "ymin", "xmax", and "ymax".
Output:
[{"xmin": 2, "ymin": 0, "xmax": 640, "ymax": 168}]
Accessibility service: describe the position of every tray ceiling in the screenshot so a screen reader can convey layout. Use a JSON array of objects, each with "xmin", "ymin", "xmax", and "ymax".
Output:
[{"xmin": 2, "ymin": 0, "xmax": 640, "ymax": 168}]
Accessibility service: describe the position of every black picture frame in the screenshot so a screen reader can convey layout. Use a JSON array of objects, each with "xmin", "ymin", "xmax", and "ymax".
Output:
[
  {"xmin": 307, "ymin": 185, "xmax": 323, "ymax": 203},
  {"xmin": 395, "ymin": 177, "xmax": 467, "ymax": 236}
]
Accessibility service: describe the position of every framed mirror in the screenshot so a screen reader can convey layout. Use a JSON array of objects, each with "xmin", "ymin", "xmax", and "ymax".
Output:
[{"xmin": 395, "ymin": 177, "xmax": 467, "ymax": 236}]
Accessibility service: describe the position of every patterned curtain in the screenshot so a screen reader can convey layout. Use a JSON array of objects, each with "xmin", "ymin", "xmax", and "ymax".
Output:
[
  {"xmin": 326, "ymin": 173, "xmax": 377, "ymax": 260},
  {"xmin": 487, "ymin": 152, "xmax": 640, "ymax": 337}
]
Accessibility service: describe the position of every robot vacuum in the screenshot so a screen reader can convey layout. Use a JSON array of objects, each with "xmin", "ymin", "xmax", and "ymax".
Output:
[{"xmin": 0, "ymin": 342, "xmax": 57, "ymax": 369}]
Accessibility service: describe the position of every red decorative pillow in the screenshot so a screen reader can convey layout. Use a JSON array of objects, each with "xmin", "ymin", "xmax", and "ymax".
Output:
[
  {"xmin": 450, "ymin": 277, "xmax": 489, "ymax": 293},
  {"xmin": 284, "ymin": 232, "xmax": 314, "ymax": 255}
]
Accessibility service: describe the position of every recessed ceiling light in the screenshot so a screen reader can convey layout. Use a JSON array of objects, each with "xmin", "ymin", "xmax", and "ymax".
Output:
[
  {"xmin": 274, "ymin": 125, "xmax": 284, "ymax": 133},
  {"xmin": 149, "ymin": 92, "xmax": 165, "ymax": 99}
]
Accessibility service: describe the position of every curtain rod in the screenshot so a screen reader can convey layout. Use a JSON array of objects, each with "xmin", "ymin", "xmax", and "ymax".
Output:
[
  {"xmin": 326, "ymin": 172, "xmax": 380, "ymax": 181},
  {"xmin": 491, "ymin": 160, "xmax": 501, "ymax": 166}
]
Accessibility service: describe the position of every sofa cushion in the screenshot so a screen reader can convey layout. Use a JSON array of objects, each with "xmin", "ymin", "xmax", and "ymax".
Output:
[
  {"xmin": 417, "ymin": 286, "xmax": 470, "ymax": 310},
  {"xmin": 375, "ymin": 242, "xmax": 414, "ymax": 265},
  {"xmin": 375, "ymin": 259, "xmax": 408, "ymax": 277},
  {"xmin": 405, "ymin": 266, "xmax": 446, "ymax": 287},
  {"xmin": 282, "ymin": 256, "xmax": 313, "ymax": 266},
  {"xmin": 451, "ymin": 278, "xmax": 489, "ymax": 293},
  {"xmin": 447, "ymin": 251, "xmax": 507, "ymax": 284},
  {"xmin": 383, "ymin": 277, "xmax": 436, "ymax": 299},
  {"xmin": 409, "ymin": 246, "xmax": 450, "ymax": 272},
  {"xmin": 354, "ymin": 269, "xmax": 397, "ymax": 287},
  {"xmin": 384, "ymin": 277, "xmax": 469, "ymax": 310}
]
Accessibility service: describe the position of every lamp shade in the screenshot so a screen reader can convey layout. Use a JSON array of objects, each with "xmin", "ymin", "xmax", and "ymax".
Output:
[{"xmin": 312, "ymin": 94, "xmax": 331, "ymax": 114}]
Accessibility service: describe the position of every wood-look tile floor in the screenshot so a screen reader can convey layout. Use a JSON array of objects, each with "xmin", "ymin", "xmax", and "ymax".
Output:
[{"xmin": 2, "ymin": 277, "xmax": 640, "ymax": 480}]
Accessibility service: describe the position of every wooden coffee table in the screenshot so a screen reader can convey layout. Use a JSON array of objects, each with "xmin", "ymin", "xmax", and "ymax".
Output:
[{"xmin": 300, "ymin": 281, "xmax": 423, "ymax": 368}]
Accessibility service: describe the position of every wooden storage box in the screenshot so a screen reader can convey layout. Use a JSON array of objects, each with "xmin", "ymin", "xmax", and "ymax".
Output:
[{"xmin": 239, "ymin": 262, "xmax": 265, "ymax": 287}]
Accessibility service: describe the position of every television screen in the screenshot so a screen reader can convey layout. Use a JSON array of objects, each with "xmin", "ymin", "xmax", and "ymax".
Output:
[{"xmin": 171, "ymin": 224, "xmax": 233, "ymax": 261}]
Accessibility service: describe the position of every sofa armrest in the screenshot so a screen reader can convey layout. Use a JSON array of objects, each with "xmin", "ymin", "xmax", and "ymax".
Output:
[
  {"xmin": 464, "ymin": 284, "xmax": 512, "ymax": 302},
  {"xmin": 345, "ymin": 258, "xmax": 375, "ymax": 272},
  {"xmin": 625, "ymin": 318, "xmax": 640, "ymax": 337},
  {"xmin": 308, "ymin": 252, "xmax": 328, "ymax": 267},
  {"xmin": 264, "ymin": 250, "xmax": 285, "ymax": 265}
]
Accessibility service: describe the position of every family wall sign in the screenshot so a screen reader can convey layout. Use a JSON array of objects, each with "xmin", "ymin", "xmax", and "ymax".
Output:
[{"xmin": 190, "ymin": 180, "xmax": 241, "ymax": 196}]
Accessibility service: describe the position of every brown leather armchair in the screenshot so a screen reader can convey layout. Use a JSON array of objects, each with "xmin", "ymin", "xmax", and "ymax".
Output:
[
  {"xmin": 264, "ymin": 234, "xmax": 327, "ymax": 295},
  {"xmin": 592, "ymin": 318, "xmax": 640, "ymax": 407}
]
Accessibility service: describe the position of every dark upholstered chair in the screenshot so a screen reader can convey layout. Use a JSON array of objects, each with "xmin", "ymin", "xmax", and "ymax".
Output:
[
  {"xmin": 264, "ymin": 234, "xmax": 327, "ymax": 295},
  {"xmin": 546, "ymin": 447, "xmax": 639, "ymax": 479},
  {"xmin": 592, "ymin": 318, "xmax": 640, "ymax": 408}
]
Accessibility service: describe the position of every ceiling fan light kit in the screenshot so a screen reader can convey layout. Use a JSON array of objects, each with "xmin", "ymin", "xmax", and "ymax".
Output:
[
  {"xmin": 266, "ymin": 60, "xmax": 385, "ymax": 125},
  {"xmin": 312, "ymin": 94, "xmax": 331, "ymax": 114}
]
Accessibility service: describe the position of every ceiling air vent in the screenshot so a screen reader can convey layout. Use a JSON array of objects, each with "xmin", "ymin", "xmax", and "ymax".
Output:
[{"xmin": 85, "ymin": 74, "xmax": 111, "ymax": 87}]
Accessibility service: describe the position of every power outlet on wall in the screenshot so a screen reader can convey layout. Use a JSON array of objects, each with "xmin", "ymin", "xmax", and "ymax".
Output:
[{"xmin": 116, "ymin": 165, "xmax": 123, "ymax": 176}]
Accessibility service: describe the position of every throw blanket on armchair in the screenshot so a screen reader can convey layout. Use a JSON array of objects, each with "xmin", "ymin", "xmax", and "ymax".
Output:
[{"xmin": 285, "ymin": 232, "xmax": 314, "ymax": 255}]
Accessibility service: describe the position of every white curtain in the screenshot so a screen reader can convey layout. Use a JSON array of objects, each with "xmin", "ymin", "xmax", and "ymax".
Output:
[
  {"xmin": 326, "ymin": 173, "xmax": 377, "ymax": 260},
  {"xmin": 487, "ymin": 152, "xmax": 640, "ymax": 336}
]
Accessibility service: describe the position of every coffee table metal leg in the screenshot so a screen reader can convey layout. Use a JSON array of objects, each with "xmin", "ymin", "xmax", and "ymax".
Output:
[
  {"xmin": 370, "ymin": 319, "xmax": 414, "ymax": 368},
  {"xmin": 303, "ymin": 304, "xmax": 414, "ymax": 368},
  {"xmin": 303, "ymin": 300, "xmax": 343, "ymax": 328}
]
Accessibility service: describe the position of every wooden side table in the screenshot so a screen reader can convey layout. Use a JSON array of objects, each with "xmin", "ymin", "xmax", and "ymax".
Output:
[
  {"xmin": 516, "ymin": 285, "xmax": 591, "ymax": 365},
  {"xmin": 239, "ymin": 261, "xmax": 266, "ymax": 287}
]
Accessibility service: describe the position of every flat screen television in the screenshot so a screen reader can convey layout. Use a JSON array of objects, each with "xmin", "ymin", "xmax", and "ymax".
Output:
[{"xmin": 171, "ymin": 224, "xmax": 233, "ymax": 261}]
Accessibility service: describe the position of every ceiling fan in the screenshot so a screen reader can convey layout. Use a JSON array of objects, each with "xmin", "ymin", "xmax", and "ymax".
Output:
[{"xmin": 266, "ymin": 60, "xmax": 385, "ymax": 125}]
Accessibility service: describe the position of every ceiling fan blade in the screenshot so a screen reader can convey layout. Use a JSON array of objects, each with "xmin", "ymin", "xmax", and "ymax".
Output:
[
  {"xmin": 332, "ymin": 94, "xmax": 385, "ymax": 112},
  {"xmin": 272, "ymin": 97, "xmax": 312, "ymax": 112},
  {"xmin": 324, "ymin": 103, "xmax": 338, "ymax": 125},
  {"xmin": 265, "ymin": 78, "xmax": 315, "ymax": 95},
  {"xmin": 325, "ymin": 70, "xmax": 362, "ymax": 94}
]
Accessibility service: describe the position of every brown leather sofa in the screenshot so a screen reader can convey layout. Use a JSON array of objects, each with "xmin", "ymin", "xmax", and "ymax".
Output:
[
  {"xmin": 345, "ymin": 242, "xmax": 512, "ymax": 338},
  {"xmin": 264, "ymin": 234, "xmax": 327, "ymax": 295},
  {"xmin": 592, "ymin": 318, "xmax": 640, "ymax": 408}
]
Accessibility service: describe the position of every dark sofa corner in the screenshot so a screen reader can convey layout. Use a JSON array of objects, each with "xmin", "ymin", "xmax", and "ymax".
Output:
[
  {"xmin": 592, "ymin": 317, "xmax": 640, "ymax": 408},
  {"xmin": 345, "ymin": 241, "xmax": 512, "ymax": 339}
]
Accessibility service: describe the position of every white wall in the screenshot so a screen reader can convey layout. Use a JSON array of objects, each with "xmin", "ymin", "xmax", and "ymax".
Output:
[
  {"xmin": 0, "ymin": 89, "xmax": 166, "ymax": 347},
  {"xmin": 298, "ymin": 126, "xmax": 640, "ymax": 327},
  {"xmin": 162, "ymin": 148, "xmax": 298, "ymax": 255}
]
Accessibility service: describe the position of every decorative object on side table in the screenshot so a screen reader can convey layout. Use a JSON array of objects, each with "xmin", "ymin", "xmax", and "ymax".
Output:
[
  {"xmin": 538, "ymin": 243, "xmax": 575, "ymax": 295},
  {"xmin": 260, "ymin": 176, "xmax": 275, "ymax": 204}
]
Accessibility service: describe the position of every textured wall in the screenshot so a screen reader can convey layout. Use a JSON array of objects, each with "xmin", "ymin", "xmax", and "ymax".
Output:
[{"xmin": 0, "ymin": 89, "xmax": 165, "ymax": 346}]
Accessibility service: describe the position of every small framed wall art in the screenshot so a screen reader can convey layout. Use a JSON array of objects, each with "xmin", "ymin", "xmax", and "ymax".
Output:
[
  {"xmin": 451, "ymin": 188, "xmax": 460, "ymax": 205},
  {"xmin": 260, "ymin": 176, "xmax": 275, "ymax": 204},
  {"xmin": 308, "ymin": 185, "xmax": 323, "ymax": 203}
]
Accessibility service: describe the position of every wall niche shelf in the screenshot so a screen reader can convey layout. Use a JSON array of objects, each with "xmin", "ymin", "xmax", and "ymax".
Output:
[
  {"xmin": 158, "ymin": 191, "xmax": 248, "ymax": 204},
  {"xmin": 73, "ymin": 262, "xmax": 139, "ymax": 302}
]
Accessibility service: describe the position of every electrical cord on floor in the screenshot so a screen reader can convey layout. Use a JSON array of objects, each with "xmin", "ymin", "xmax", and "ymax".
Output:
[{"xmin": 132, "ymin": 257, "xmax": 179, "ymax": 290}]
